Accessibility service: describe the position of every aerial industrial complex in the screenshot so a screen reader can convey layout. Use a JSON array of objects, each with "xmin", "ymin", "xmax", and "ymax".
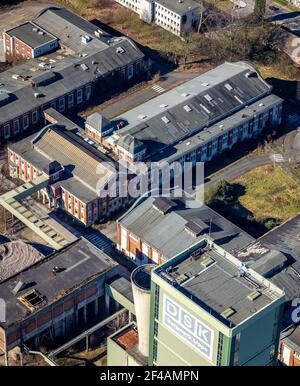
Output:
[
  {"xmin": 0, "ymin": 7, "xmax": 147, "ymax": 142},
  {"xmin": 0, "ymin": 1, "xmax": 299, "ymax": 369}
]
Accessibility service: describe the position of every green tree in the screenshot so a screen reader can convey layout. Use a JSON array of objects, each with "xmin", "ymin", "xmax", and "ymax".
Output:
[
  {"xmin": 205, "ymin": 180, "xmax": 234, "ymax": 205},
  {"xmin": 254, "ymin": 0, "xmax": 266, "ymax": 22}
]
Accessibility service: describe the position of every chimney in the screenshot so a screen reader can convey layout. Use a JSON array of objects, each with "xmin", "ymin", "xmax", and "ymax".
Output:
[{"xmin": 131, "ymin": 264, "xmax": 155, "ymax": 358}]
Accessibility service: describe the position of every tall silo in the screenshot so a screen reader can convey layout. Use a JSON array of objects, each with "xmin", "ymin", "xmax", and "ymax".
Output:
[{"xmin": 131, "ymin": 264, "xmax": 155, "ymax": 358}]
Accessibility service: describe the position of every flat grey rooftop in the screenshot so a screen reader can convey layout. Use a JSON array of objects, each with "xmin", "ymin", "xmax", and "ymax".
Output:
[
  {"xmin": 0, "ymin": 238, "xmax": 117, "ymax": 328},
  {"xmin": 157, "ymin": 244, "xmax": 282, "ymax": 326},
  {"xmin": 156, "ymin": 0, "xmax": 200, "ymax": 15},
  {"xmin": 6, "ymin": 22, "xmax": 56, "ymax": 49}
]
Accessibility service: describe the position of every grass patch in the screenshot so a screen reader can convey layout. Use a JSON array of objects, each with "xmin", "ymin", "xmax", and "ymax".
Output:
[
  {"xmin": 272, "ymin": 0, "xmax": 300, "ymax": 12},
  {"xmin": 205, "ymin": 0, "xmax": 235, "ymax": 12},
  {"xmin": 234, "ymin": 164, "xmax": 300, "ymax": 223}
]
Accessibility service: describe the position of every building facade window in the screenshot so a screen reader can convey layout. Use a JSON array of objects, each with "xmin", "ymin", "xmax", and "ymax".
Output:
[
  {"xmin": 32, "ymin": 110, "xmax": 38, "ymax": 124},
  {"xmin": 86, "ymin": 84, "xmax": 92, "ymax": 100},
  {"xmin": 13, "ymin": 119, "xmax": 20, "ymax": 134},
  {"xmin": 59, "ymin": 97, "xmax": 65, "ymax": 112},
  {"xmin": 127, "ymin": 65, "xmax": 133, "ymax": 80},
  {"xmin": 23, "ymin": 114, "xmax": 29, "ymax": 130},
  {"xmin": 217, "ymin": 332, "xmax": 224, "ymax": 366},
  {"xmin": 77, "ymin": 89, "xmax": 83, "ymax": 104},
  {"xmin": 68, "ymin": 93, "xmax": 74, "ymax": 108},
  {"xmin": 4, "ymin": 124, "xmax": 10, "ymax": 139}
]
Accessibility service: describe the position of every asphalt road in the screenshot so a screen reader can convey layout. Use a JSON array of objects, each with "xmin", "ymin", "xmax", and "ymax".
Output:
[{"xmin": 205, "ymin": 154, "xmax": 272, "ymax": 186}]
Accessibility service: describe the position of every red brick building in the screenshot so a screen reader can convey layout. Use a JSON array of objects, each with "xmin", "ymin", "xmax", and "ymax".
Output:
[{"xmin": 4, "ymin": 22, "xmax": 58, "ymax": 63}]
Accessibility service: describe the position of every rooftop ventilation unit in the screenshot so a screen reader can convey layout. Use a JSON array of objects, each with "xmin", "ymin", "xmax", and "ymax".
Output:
[
  {"xmin": 201, "ymin": 256, "xmax": 215, "ymax": 268},
  {"xmin": 234, "ymin": 95, "xmax": 243, "ymax": 104},
  {"xmin": 161, "ymin": 116, "xmax": 170, "ymax": 124},
  {"xmin": 176, "ymin": 273, "xmax": 190, "ymax": 285},
  {"xmin": 225, "ymin": 83, "xmax": 233, "ymax": 91},
  {"xmin": 204, "ymin": 94, "xmax": 213, "ymax": 102},
  {"xmin": 152, "ymin": 197, "xmax": 176, "ymax": 215},
  {"xmin": 32, "ymin": 27, "xmax": 38, "ymax": 32},
  {"xmin": 221, "ymin": 307, "xmax": 235, "ymax": 319},
  {"xmin": 245, "ymin": 71, "xmax": 258, "ymax": 78},
  {"xmin": 80, "ymin": 63, "xmax": 89, "ymax": 71},
  {"xmin": 138, "ymin": 114, "xmax": 147, "ymax": 120},
  {"xmin": 116, "ymin": 46, "xmax": 125, "ymax": 54},
  {"xmin": 247, "ymin": 291, "xmax": 261, "ymax": 301},
  {"xmin": 191, "ymin": 248, "xmax": 203, "ymax": 261},
  {"xmin": 12, "ymin": 281, "xmax": 27, "ymax": 295},
  {"xmin": 81, "ymin": 35, "xmax": 92, "ymax": 44},
  {"xmin": 200, "ymin": 104, "xmax": 211, "ymax": 114},
  {"xmin": 94, "ymin": 29, "xmax": 104, "ymax": 37},
  {"xmin": 184, "ymin": 105, "xmax": 192, "ymax": 112}
]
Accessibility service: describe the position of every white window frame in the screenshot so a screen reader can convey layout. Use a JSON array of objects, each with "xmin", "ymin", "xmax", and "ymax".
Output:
[
  {"xmin": 32, "ymin": 110, "xmax": 38, "ymax": 124},
  {"xmin": 86, "ymin": 84, "xmax": 92, "ymax": 100},
  {"xmin": 77, "ymin": 89, "xmax": 83, "ymax": 104},
  {"xmin": 13, "ymin": 119, "xmax": 20, "ymax": 134},
  {"xmin": 67, "ymin": 93, "xmax": 74, "ymax": 108},
  {"xmin": 23, "ymin": 114, "xmax": 29, "ymax": 130},
  {"xmin": 4, "ymin": 124, "xmax": 10, "ymax": 139},
  {"xmin": 59, "ymin": 97, "xmax": 65, "ymax": 112},
  {"xmin": 127, "ymin": 64, "xmax": 133, "ymax": 80}
]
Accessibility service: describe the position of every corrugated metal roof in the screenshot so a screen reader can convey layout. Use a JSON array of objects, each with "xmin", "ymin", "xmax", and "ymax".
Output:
[
  {"xmin": 0, "ymin": 7, "xmax": 145, "ymax": 126},
  {"xmin": 119, "ymin": 196, "xmax": 254, "ymax": 259},
  {"xmin": 111, "ymin": 62, "xmax": 276, "ymax": 161}
]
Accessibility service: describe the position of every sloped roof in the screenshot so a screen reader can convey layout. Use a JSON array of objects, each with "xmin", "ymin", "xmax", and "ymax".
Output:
[
  {"xmin": 33, "ymin": 6, "xmax": 109, "ymax": 53},
  {"xmin": 86, "ymin": 112, "xmax": 111, "ymax": 133},
  {"xmin": 112, "ymin": 62, "xmax": 273, "ymax": 159},
  {"xmin": 0, "ymin": 7, "xmax": 145, "ymax": 126},
  {"xmin": 117, "ymin": 134, "xmax": 145, "ymax": 155},
  {"xmin": 119, "ymin": 196, "xmax": 254, "ymax": 259},
  {"xmin": 33, "ymin": 126, "xmax": 113, "ymax": 191}
]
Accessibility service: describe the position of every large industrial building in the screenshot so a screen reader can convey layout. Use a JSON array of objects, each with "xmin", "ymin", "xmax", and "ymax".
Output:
[
  {"xmin": 115, "ymin": 0, "xmax": 200, "ymax": 36},
  {"xmin": 116, "ymin": 195, "xmax": 254, "ymax": 265},
  {"xmin": 0, "ymin": 238, "xmax": 119, "ymax": 361},
  {"xmin": 94, "ymin": 62, "xmax": 283, "ymax": 166},
  {"xmin": 116, "ymin": 193, "xmax": 300, "ymax": 296},
  {"xmin": 7, "ymin": 110, "xmax": 133, "ymax": 227},
  {"xmin": 0, "ymin": 7, "xmax": 147, "ymax": 142},
  {"xmin": 107, "ymin": 239, "xmax": 285, "ymax": 366}
]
